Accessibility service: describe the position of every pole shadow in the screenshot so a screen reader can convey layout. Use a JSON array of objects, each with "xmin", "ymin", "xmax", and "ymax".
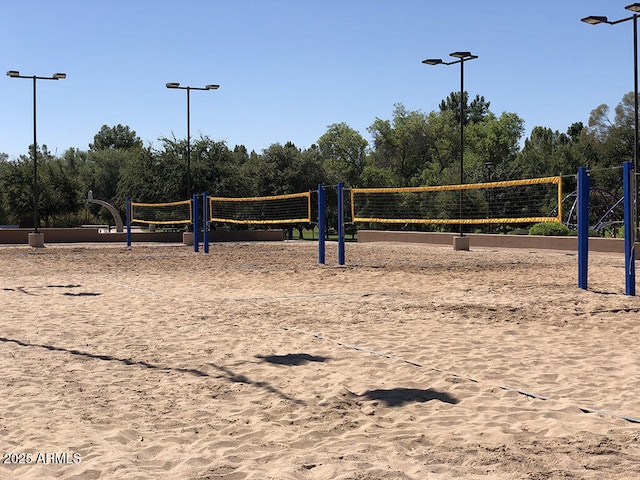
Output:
[
  {"xmin": 0, "ymin": 336, "xmax": 208, "ymax": 376},
  {"xmin": 0, "ymin": 336, "xmax": 304, "ymax": 404}
]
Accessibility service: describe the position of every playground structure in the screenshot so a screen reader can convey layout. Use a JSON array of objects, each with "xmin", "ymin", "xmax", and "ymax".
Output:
[
  {"xmin": 87, "ymin": 191, "xmax": 124, "ymax": 233},
  {"xmin": 557, "ymin": 187, "xmax": 625, "ymax": 235}
]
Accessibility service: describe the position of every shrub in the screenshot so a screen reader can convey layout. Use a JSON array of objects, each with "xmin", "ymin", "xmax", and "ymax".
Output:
[{"xmin": 528, "ymin": 222, "xmax": 570, "ymax": 236}]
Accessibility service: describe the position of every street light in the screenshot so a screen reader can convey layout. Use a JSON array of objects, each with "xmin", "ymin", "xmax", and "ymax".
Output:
[
  {"xmin": 166, "ymin": 82, "xmax": 219, "ymax": 199},
  {"xmin": 6, "ymin": 70, "xmax": 66, "ymax": 241},
  {"xmin": 423, "ymin": 52, "xmax": 478, "ymax": 243},
  {"xmin": 583, "ymin": 3, "xmax": 640, "ymax": 241}
]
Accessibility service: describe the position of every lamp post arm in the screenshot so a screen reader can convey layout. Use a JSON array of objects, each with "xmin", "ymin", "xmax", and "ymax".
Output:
[{"xmin": 610, "ymin": 15, "xmax": 636, "ymax": 24}]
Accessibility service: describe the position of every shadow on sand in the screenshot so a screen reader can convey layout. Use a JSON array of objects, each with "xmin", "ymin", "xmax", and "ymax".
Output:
[{"xmin": 360, "ymin": 387, "xmax": 459, "ymax": 407}]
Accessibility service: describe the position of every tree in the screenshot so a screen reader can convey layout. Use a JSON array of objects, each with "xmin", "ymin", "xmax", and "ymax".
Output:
[
  {"xmin": 416, "ymin": 109, "xmax": 459, "ymax": 185},
  {"xmin": 317, "ymin": 122, "xmax": 368, "ymax": 187},
  {"xmin": 0, "ymin": 146, "xmax": 87, "ymax": 227},
  {"xmin": 189, "ymin": 137, "xmax": 245, "ymax": 197},
  {"xmin": 89, "ymin": 124, "xmax": 143, "ymax": 151},
  {"xmin": 587, "ymin": 104, "xmax": 613, "ymax": 142},
  {"xmin": 239, "ymin": 142, "xmax": 324, "ymax": 238},
  {"xmin": 39, "ymin": 155, "xmax": 82, "ymax": 227},
  {"xmin": 439, "ymin": 91, "xmax": 491, "ymax": 125},
  {"xmin": 614, "ymin": 91, "xmax": 639, "ymax": 128},
  {"xmin": 116, "ymin": 146, "xmax": 181, "ymax": 205},
  {"xmin": 465, "ymin": 111, "xmax": 524, "ymax": 182},
  {"xmin": 249, "ymin": 142, "xmax": 323, "ymax": 195},
  {"xmin": 367, "ymin": 104, "xmax": 430, "ymax": 186},
  {"xmin": 0, "ymin": 156, "xmax": 33, "ymax": 226},
  {"xmin": 584, "ymin": 92, "xmax": 636, "ymax": 174}
]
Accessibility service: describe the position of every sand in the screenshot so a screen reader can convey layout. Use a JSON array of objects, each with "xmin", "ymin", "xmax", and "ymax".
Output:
[{"xmin": 1, "ymin": 240, "xmax": 640, "ymax": 479}]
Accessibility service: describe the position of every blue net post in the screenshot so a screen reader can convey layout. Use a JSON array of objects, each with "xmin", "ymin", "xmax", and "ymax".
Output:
[
  {"xmin": 318, "ymin": 184, "xmax": 326, "ymax": 264},
  {"xmin": 337, "ymin": 182, "xmax": 345, "ymax": 265},
  {"xmin": 203, "ymin": 192, "xmax": 209, "ymax": 254},
  {"xmin": 577, "ymin": 167, "xmax": 589, "ymax": 290},
  {"xmin": 193, "ymin": 193, "xmax": 199, "ymax": 253},
  {"xmin": 126, "ymin": 196, "xmax": 132, "ymax": 247},
  {"xmin": 623, "ymin": 161, "xmax": 636, "ymax": 296}
]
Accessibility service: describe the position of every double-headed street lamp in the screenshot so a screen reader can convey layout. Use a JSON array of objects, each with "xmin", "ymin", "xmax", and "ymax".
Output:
[
  {"xmin": 583, "ymin": 4, "xmax": 640, "ymax": 241},
  {"xmin": 166, "ymin": 82, "xmax": 219, "ymax": 199},
  {"xmin": 423, "ymin": 52, "xmax": 478, "ymax": 242},
  {"xmin": 6, "ymin": 70, "xmax": 66, "ymax": 236}
]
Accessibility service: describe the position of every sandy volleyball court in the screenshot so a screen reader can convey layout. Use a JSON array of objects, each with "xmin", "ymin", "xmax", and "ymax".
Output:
[{"xmin": 1, "ymin": 241, "xmax": 640, "ymax": 479}]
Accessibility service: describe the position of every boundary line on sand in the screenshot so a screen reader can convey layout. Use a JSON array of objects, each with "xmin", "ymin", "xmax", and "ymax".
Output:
[
  {"xmin": 101, "ymin": 278, "xmax": 640, "ymax": 424},
  {"xmin": 284, "ymin": 326, "xmax": 640, "ymax": 424}
]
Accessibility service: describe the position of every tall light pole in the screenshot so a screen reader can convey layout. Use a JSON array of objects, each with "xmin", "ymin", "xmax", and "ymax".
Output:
[
  {"xmin": 583, "ymin": 4, "xmax": 640, "ymax": 242},
  {"xmin": 166, "ymin": 82, "xmax": 219, "ymax": 199},
  {"xmin": 423, "ymin": 52, "xmax": 478, "ymax": 244},
  {"xmin": 6, "ymin": 70, "xmax": 66, "ymax": 239}
]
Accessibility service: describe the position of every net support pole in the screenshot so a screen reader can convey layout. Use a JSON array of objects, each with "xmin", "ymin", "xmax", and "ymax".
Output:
[
  {"xmin": 318, "ymin": 184, "xmax": 326, "ymax": 264},
  {"xmin": 203, "ymin": 192, "xmax": 209, "ymax": 254},
  {"xmin": 623, "ymin": 161, "xmax": 636, "ymax": 296},
  {"xmin": 577, "ymin": 167, "xmax": 589, "ymax": 290},
  {"xmin": 126, "ymin": 196, "xmax": 131, "ymax": 247},
  {"xmin": 193, "ymin": 193, "xmax": 199, "ymax": 253},
  {"xmin": 337, "ymin": 182, "xmax": 345, "ymax": 265}
]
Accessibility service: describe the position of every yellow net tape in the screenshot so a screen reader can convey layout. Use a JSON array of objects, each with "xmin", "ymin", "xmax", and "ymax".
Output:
[
  {"xmin": 130, "ymin": 199, "xmax": 192, "ymax": 225},
  {"xmin": 351, "ymin": 176, "xmax": 562, "ymax": 225},
  {"xmin": 209, "ymin": 191, "xmax": 312, "ymax": 225}
]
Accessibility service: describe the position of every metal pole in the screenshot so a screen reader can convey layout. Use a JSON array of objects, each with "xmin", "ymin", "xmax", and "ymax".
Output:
[
  {"xmin": 459, "ymin": 59, "xmax": 465, "ymax": 237},
  {"xmin": 193, "ymin": 193, "xmax": 199, "ymax": 253},
  {"xmin": 203, "ymin": 192, "xmax": 209, "ymax": 254},
  {"xmin": 624, "ymin": 162, "xmax": 636, "ymax": 295},
  {"xmin": 634, "ymin": 16, "xmax": 638, "ymax": 173},
  {"xmin": 577, "ymin": 167, "xmax": 590, "ymax": 290},
  {"xmin": 186, "ymin": 87, "xmax": 192, "ymax": 200},
  {"xmin": 318, "ymin": 184, "xmax": 326, "ymax": 265},
  {"xmin": 126, "ymin": 196, "xmax": 131, "ymax": 247},
  {"xmin": 32, "ymin": 76, "xmax": 38, "ymax": 233},
  {"xmin": 337, "ymin": 182, "xmax": 345, "ymax": 265},
  {"xmin": 634, "ymin": 15, "xmax": 639, "ymax": 242}
]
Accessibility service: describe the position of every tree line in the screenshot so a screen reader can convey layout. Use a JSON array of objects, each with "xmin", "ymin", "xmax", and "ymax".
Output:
[{"xmin": 0, "ymin": 92, "xmax": 634, "ymax": 231}]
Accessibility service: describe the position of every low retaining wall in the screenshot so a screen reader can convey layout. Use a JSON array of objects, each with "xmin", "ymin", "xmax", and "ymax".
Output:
[
  {"xmin": 0, "ymin": 228, "xmax": 284, "ymax": 245},
  {"xmin": 357, "ymin": 230, "xmax": 640, "ymax": 258},
  {"xmin": 209, "ymin": 230, "xmax": 284, "ymax": 242}
]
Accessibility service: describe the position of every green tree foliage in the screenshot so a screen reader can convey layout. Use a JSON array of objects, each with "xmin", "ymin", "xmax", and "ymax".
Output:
[
  {"xmin": 367, "ymin": 104, "xmax": 430, "ymax": 186},
  {"xmin": 439, "ymin": 92, "xmax": 491, "ymax": 125},
  {"xmin": 0, "ymin": 155, "xmax": 33, "ymax": 226},
  {"xmin": 82, "ymin": 124, "xmax": 145, "ymax": 222},
  {"xmin": 191, "ymin": 137, "xmax": 246, "ymax": 197},
  {"xmin": 417, "ymin": 109, "xmax": 459, "ymax": 185},
  {"xmin": 89, "ymin": 124, "xmax": 143, "ymax": 151},
  {"xmin": 0, "ymin": 92, "xmax": 635, "ymax": 232},
  {"xmin": 39, "ymin": 155, "xmax": 82, "ymax": 226},
  {"xmin": 117, "ymin": 146, "xmax": 182, "ymax": 205},
  {"xmin": 317, "ymin": 123, "xmax": 368, "ymax": 187}
]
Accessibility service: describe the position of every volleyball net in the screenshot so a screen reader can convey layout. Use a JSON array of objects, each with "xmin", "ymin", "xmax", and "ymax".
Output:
[
  {"xmin": 209, "ymin": 191, "xmax": 312, "ymax": 225},
  {"xmin": 350, "ymin": 176, "xmax": 563, "ymax": 225},
  {"xmin": 130, "ymin": 199, "xmax": 193, "ymax": 225}
]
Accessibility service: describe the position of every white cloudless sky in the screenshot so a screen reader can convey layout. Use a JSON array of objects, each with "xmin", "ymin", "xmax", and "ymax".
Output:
[{"xmin": 1, "ymin": 0, "xmax": 636, "ymax": 160}]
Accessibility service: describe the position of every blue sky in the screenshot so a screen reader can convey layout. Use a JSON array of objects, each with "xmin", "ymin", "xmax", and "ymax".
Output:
[{"xmin": 1, "ymin": 0, "xmax": 636, "ymax": 160}]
